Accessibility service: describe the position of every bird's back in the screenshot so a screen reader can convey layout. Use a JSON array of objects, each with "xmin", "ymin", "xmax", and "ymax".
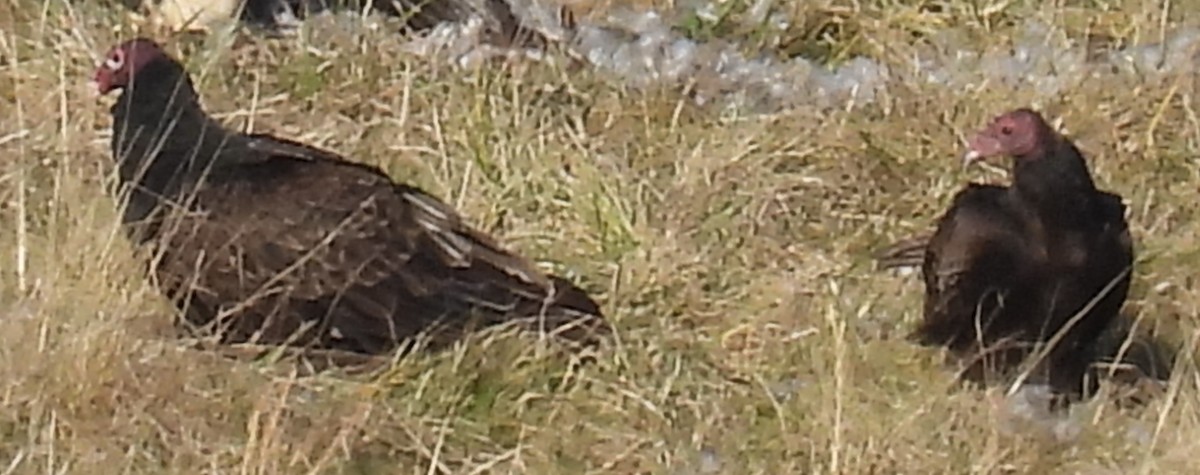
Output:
[{"xmin": 152, "ymin": 135, "xmax": 609, "ymax": 354}]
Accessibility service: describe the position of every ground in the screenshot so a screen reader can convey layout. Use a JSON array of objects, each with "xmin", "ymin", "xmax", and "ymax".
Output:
[{"xmin": 0, "ymin": 0, "xmax": 1198, "ymax": 473}]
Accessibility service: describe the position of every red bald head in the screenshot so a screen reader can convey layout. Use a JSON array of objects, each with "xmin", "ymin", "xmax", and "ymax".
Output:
[
  {"xmin": 963, "ymin": 108, "xmax": 1055, "ymax": 166},
  {"xmin": 91, "ymin": 38, "xmax": 170, "ymax": 95}
]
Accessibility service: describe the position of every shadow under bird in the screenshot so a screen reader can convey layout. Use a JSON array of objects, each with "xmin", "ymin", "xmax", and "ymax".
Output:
[
  {"xmin": 891, "ymin": 108, "xmax": 1134, "ymax": 399},
  {"xmin": 90, "ymin": 37, "xmax": 610, "ymax": 356}
]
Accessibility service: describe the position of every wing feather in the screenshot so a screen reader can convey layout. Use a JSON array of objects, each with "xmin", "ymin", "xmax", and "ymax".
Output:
[
  {"xmin": 155, "ymin": 133, "xmax": 605, "ymax": 353},
  {"xmin": 914, "ymin": 184, "xmax": 1027, "ymax": 348}
]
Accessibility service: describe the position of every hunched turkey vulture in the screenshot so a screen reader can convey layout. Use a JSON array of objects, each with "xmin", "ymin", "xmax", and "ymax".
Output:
[
  {"xmin": 910, "ymin": 108, "xmax": 1134, "ymax": 398},
  {"xmin": 91, "ymin": 38, "xmax": 610, "ymax": 355}
]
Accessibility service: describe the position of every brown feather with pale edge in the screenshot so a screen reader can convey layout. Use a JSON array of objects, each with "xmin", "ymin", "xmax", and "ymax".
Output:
[
  {"xmin": 912, "ymin": 109, "xmax": 1133, "ymax": 399},
  {"xmin": 873, "ymin": 232, "xmax": 932, "ymax": 271},
  {"xmin": 93, "ymin": 38, "xmax": 610, "ymax": 356}
]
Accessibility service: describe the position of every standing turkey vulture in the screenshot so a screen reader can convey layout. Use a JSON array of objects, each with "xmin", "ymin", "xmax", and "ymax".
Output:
[
  {"xmin": 91, "ymin": 38, "xmax": 610, "ymax": 355},
  {"xmin": 912, "ymin": 108, "xmax": 1134, "ymax": 398}
]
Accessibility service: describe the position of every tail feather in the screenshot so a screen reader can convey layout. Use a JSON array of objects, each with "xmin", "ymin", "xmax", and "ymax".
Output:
[
  {"xmin": 549, "ymin": 276, "xmax": 603, "ymax": 316},
  {"xmin": 520, "ymin": 276, "xmax": 611, "ymax": 346},
  {"xmin": 874, "ymin": 233, "xmax": 932, "ymax": 271}
]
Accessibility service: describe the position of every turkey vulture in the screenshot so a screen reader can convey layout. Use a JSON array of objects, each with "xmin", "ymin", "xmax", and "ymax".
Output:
[
  {"xmin": 90, "ymin": 38, "xmax": 610, "ymax": 355},
  {"xmin": 910, "ymin": 108, "xmax": 1134, "ymax": 398}
]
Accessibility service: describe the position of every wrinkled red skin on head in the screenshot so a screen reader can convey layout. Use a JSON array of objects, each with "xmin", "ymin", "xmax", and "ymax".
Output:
[
  {"xmin": 964, "ymin": 108, "xmax": 1048, "ymax": 165},
  {"xmin": 92, "ymin": 38, "xmax": 167, "ymax": 95}
]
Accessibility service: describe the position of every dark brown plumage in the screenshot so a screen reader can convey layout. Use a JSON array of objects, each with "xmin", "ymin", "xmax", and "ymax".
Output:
[
  {"xmin": 910, "ymin": 108, "xmax": 1134, "ymax": 398},
  {"xmin": 92, "ymin": 38, "xmax": 610, "ymax": 355}
]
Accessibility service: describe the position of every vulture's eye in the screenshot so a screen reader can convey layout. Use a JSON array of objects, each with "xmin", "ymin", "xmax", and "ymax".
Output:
[
  {"xmin": 104, "ymin": 51, "xmax": 124, "ymax": 71},
  {"xmin": 1000, "ymin": 126, "xmax": 1013, "ymax": 135}
]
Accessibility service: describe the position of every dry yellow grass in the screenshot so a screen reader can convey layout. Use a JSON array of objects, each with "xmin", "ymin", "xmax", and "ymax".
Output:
[
  {"xmin": 148, "ymin": 0, "xmax": 243, "ymax": 32},
  {"xmin": 1, "ymin": 0, "xmax": 1200, "ymax": 473}
]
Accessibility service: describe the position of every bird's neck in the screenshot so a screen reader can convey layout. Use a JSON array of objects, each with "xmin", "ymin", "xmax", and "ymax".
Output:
[
  {"xmin": 109, "ymin": 66, "xmax": 240, "ymax": 231},
  {"xmin": 113, "ymin": 76, "xmax": 239, "ymax": 184},
  {"xmin": 1009, "ymin": 139, "xmax": 1099, "ymax": 224}
]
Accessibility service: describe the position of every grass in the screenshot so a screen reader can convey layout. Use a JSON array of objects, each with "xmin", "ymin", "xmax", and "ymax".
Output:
[{"xmin": 1, "ymin": 0, "xmax": 1200, "ymax": 473}]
